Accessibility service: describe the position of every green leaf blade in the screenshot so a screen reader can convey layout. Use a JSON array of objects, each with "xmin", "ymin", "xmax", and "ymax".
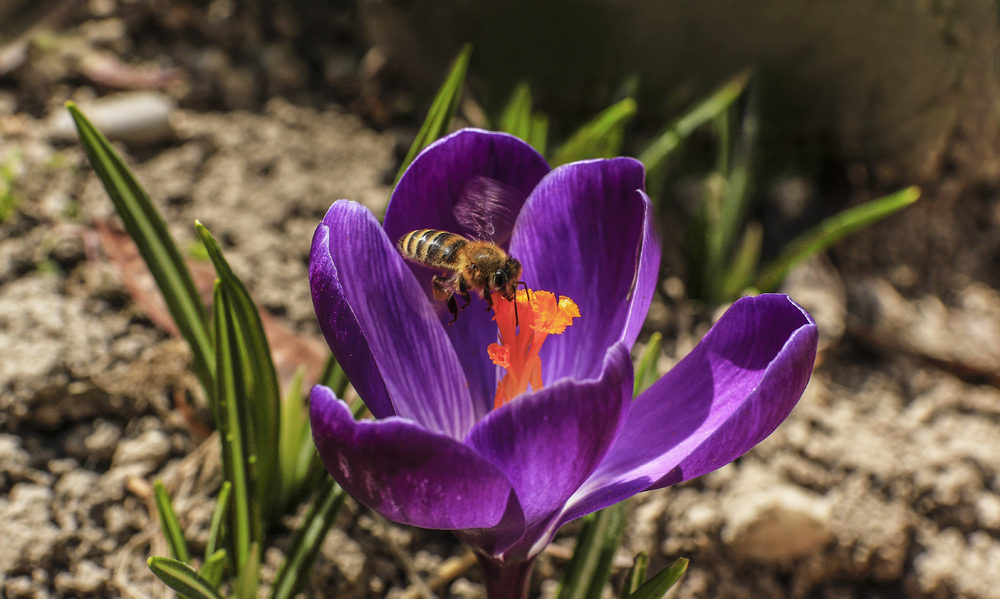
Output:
[
  {"xmin": 200, "ymin": 549, "xmax": 228, "ymax": 589},
  {"xmin": 213, "ymin": 281, "xmax": 262, "ymax": 571},
  {"xmin": 499, "ymin": 82, "xmax": 534, "ymax": 142},
  {"xmin": 270, "ymin": 478, "xmax": 348, "ymax": 599},
  {"xmin": 393, "ymin": 44, "xmax": 472, "ymax": 188},
  {"xmin": 529, "ymin": 112, "xmax": 550, "ymax": 156},
  {"xmin": 234, "ymin": 542, "xmax": 260, "ymax": 599},
  {"xmin": 639, "ymin": 71, "xmax": 749, "ymax": 179},
  {"xmin": 319, "ymin": 354, "xmax": 350, "ymax": 398},
  {"xmin": 206, "ymin": 480, "xmax": 231, "ymax": 560},
  {"xmin": 755, "ymin": 186, "xmax": 921, "ymax": 292},
  {"xmin": 148, "ymin": 557, "xmax": 225, "ymax": 599},
  {"xmin": 620, "ymin": 553, "xmax": 649, "ymax": 599},
  {"xmin": 626, "ymin": 558, "xmax": 688, "ymax": 599},
  {"xmin": 153, "ymin": 480, "xmax": 190, "ymax": 564},
  {"xmin": 552, "ymin": 98, "xmax": 637, "ymax": 167},
  {"xmin": 196, "ymin": 221, "xmax": 281, "ymax": 522},
  {"xmin": 557, "ymin": 503, "xmax": 628, "ymax": 599},
  {"xmin": 633, "ymin": 333, "xmax": 663, "ymax": 396},
  {"xmin": 66, "ymin": 102, "xmax": 215, "ymax": 404}
]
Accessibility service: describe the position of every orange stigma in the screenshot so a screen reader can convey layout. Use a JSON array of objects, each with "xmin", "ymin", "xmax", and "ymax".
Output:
[{"xmin": 488, "ymin": 288, "xmax": 580, "ymax": 409}]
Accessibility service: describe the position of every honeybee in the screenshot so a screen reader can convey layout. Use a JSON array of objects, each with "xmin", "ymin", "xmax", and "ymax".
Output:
[{"xmin": 396, "ymin": 176, "xmax": 525, "ymax": 324}]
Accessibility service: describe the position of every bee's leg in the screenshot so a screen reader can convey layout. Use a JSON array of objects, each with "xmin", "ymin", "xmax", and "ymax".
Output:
[
  {"xmin": 456, "ymin": 276, "xmax": 473, "ymax": 311},
  {"xmin": 445, "ymin": 295, "xmax": 459, "ymax": 324},
  {"xmin": 432, "ymin": 276, "xmax": 460, "ymax": 325}
]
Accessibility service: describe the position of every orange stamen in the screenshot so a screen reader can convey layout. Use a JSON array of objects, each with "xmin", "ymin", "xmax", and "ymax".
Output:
[{"xmin": 488, "ymin": 289, "xmax": 580, "ymax": 409}]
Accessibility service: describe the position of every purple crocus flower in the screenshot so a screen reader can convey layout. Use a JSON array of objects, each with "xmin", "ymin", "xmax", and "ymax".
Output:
[{"xmin": 309, "ymin": 129, "xmax": 818, "ymax": 598}]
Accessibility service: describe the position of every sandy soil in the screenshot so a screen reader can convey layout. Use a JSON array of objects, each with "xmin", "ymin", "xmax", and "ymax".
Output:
[{"xmin": 2, "ymin": 2, "xmax": 1000, "ymax": 599}]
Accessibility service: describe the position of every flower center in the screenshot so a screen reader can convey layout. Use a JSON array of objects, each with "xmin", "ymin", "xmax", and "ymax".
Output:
[{"xmin": 488, "ymin": 288, "xmax": 580, "ymax": 409}]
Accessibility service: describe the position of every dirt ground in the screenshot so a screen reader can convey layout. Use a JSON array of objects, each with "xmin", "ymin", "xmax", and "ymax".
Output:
[{"xmin": 2, "ymin": 2, "xmax": 1000, "ymax": 599}]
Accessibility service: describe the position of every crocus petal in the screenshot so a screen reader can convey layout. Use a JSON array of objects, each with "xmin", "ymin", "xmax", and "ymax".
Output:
[
  {"xmin": 560, "ymin": 294, "xmax": 818, "ymax": 523},
  {"xmin": 310, "ymin": 385, "xmax": 517, "ymax": 530},
  {"xmin": 324, "ymin": 200, "xmax": 475, "ymax": 439},
  {"xmin": 310, "ymin": 214, "xmax": 394, "ymax": 419},
  {"xmin": 465, "ymin": 343, "xmax": 633, "ymax": 526},
  {"xmin": 384, "ymin": 129, "xmax": 550, "ymax": 245},
  {"xmin": 384, "ymin": 129, "xmax": 552, "ymax": 419},
  {"xmin": 620, "ymin": 191, "xmax": 661, "ymax": 349},
  {"xmin": 511, "ymin": 158, "xmax": 649, "ymax": 383}
]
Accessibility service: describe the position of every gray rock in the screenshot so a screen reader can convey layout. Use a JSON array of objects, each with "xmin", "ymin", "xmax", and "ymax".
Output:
[
  {"xmin": 53, "ymin": 560, "xmax": 109, "ymax": 594},
  {"xmin": 0, "ymin": 483, "xmax": 61, "ymax": 572},
  {"xmin": 111, "ymin": 428, "xmax": 171, "ymax": 467},
  {"xmin": 47, "ymin": 92, "xmax": 176, "ymax": 145},
  {"xmin": 722, "ymin": 484, "xmax": 835, "ymax": 563}
]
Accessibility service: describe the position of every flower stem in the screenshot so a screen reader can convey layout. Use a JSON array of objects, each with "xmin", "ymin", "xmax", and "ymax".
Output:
[{"xmin": 477, "ymin": 554, "xmax": 536, "ymax": 599}]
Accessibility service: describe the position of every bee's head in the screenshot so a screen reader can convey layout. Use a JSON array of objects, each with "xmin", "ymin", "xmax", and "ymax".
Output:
[{"xmin": 494, "ymin": 258, "xmax": 522, "ymax": 301}]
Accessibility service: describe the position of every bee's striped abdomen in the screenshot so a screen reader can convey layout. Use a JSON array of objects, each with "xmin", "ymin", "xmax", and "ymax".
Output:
[{"xmin": 397, "ymin": 230, "xmax": 467, "ymax": 268}]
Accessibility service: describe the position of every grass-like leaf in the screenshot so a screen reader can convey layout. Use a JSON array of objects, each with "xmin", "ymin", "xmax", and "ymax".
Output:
[
  {"xmin": 755, "ymin": 186, "xmax": 921, "ymax": 292},
  {"xmin": 200, "ymin": 549, "xmax": 227, "ymax": 589},
  {"xmin": 557, "ymin": 502, "xmax": 627, "ymax": 599},
  {"xmin": 626, "ymin": 558, "xmax": 688, "ymax": 599},
  {"xmin": 529, "ymin": 112, "xmax": 550, "ymax": 156},
  {"xmin": 213, "ymin": 281, "xmax": 262, "ymax": 571},
  {"xmin": 633, "ymin": 333, "xmax": 662, "ymax": 396},
  {"xmin": 233, "ymin": 542, "xmax": 260, "ymax": 599},
  {"xmin": 153, "ymin": 480, "xmax": 190, "ymax": 564},
  {"xmin": 196, "ymin": 221, "xmax": 281, "ymax": 522},
  {"xmin": 393, "ymin": 43, "xmax": 472, "ymax": 188},
  {"xmin": 499, "ymin": 82, "xmax": 533, "ymax": 142},
  {"xmin": 66, "ymin": 102, "xmax": 215, "ymax": 404},
  {"xmin": 205, "ymin": 480, "xmax": 231, "ymax": 560},
  {"xmin": 706, "ymin": 89, "xmax": 758, "ymax": 300},
  {"xmin": 638, "ymin": 71, "xmax": 749, "ymax": 181},
  {"xmin": 147, "ymin": 557, "xmax": 225, "ymax": 599},
  {"xmin": 619, "ymin": 553, "xmax": 649, "ymax": 599},
  {"xmin": 279, "ymin": 366, "xmax": 317, "ymax": 512},
  {"xmin": 319, "ymin": 354, "xmax": 350, "ymax": 398},
  {"xmin": 270, "ymin": 477, "xmax": 348, "ymax": 599},
  {"xmin": 552, "ymin": 98, "xmax": 637, "ymax": 167},
  {"xmin": 718, "ymin": 221, "xmax": 762, "ymax": 301}
]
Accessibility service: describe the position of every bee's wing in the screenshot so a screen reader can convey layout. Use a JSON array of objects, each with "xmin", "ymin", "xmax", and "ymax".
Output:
[{"xmin": 453, "ymin": 176, "xmax": 524, "ymax": 244}]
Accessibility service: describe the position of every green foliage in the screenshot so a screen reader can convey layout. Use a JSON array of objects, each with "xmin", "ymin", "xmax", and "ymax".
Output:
[
  {"xmin": 200, "ymin": 550, "xmax": 228, "ymax": 589},
  {"xmin": 279, "ymin": 366, "xmax": 325, "ymax": 512},
  {"xmin": 68, "ymin": 104, "xmax": 355, "ymax": 597},
  {"xmin": 206, "ymin": 481, "xmax": 231, "ymax": 561},
  {"xmin": 67, "ymin": 102, "xmax": 215, "ymax": 399},
  {"xmin": 232, "ymin": 543, "xmax": 260, "ymax": 599},
  {"xmin": 147, "ymin": 557, "xmax": 225, "ymax": 599},
  {"xmin": 319, "ymin": 354, "xmax": 350, "ymax": 399},
  {"xmin": 633, "ymin": 333, "xmax": 663, "ymax": 396},
  {"xmin": 0, "ymin": 151, "xmax": 22, "ymax": 222},
  {"xmin": 393, "ymin": 43, "xmax": 472, "ymax": 188},
  {"xmin": 271, "ymin": 478, "xmax": 348, "ymax": 599},
  {"xmin": 639, "ymin": 72, "xmax": 749, "ymax": 191},
  {"xmin": 557, "ymin": 503, "xmax": 627, "ymax": 599},
  {"xmin": 153, "ymin": 480, "xmax": 191, "ymax": 564},
  {"xmin": 670, "ymin": 79, "xmax": 919, "ymax": 303},
  {"xmin": 499, "ymin": 82, "xmax": 549, "ymax": 154},
  {"xmin": 212, "ymin": 280, "xmax": 261, "ymax": 571},
  {"xmin": 619, "ymin": 553, "xmax": 649, "ymax": 599},
  {"xmin": 197, "ymin": 222, "xmax": 282, "ymax": 522},
  {"xmin": 623, "ymin": 558, "xmax": 688, "ymax": 599},
  {"xmin": 754, "ymin": 186, "xmax": 921, "ymax": 292},
  {"xmin": 552, "ymin": 98, "xmax": 637, "ymax": 166}
]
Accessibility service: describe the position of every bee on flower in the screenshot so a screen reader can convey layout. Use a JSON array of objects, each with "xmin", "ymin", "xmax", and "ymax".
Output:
[{"xmin": 309, "ymin": 129, "xmax": 817, "ymax": 597}]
